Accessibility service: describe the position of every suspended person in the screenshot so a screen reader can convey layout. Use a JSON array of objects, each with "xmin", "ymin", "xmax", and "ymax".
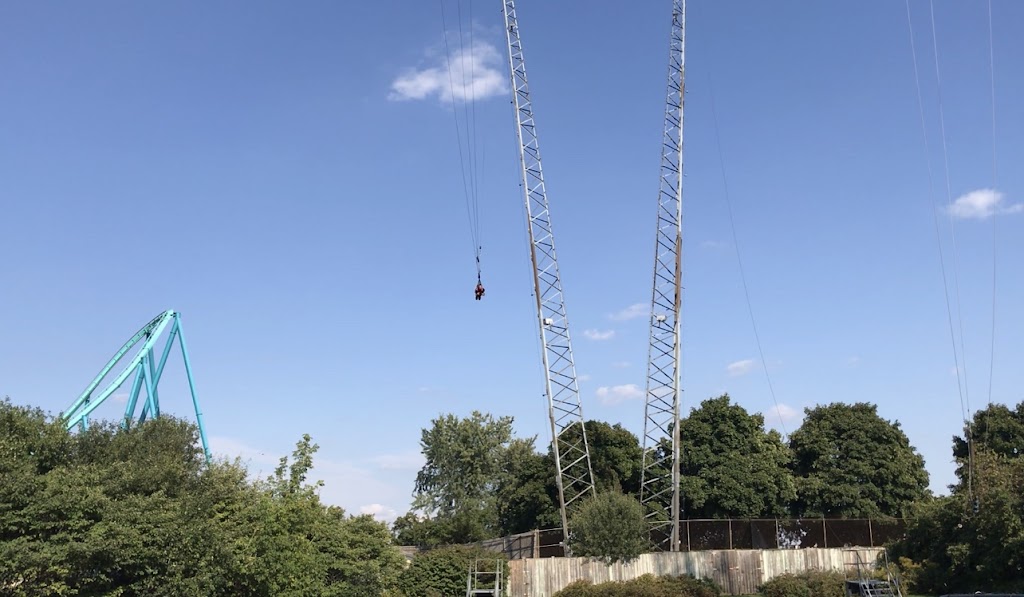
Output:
[{"xmin": 474, "ymin": 281, "xmax": 485, "ymax": 300}]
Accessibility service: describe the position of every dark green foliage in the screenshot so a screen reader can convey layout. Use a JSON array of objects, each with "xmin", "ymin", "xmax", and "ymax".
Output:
[
  {"xmin": 953, "ymin": 402, "xmax": 1024, "ymax": 477},
  {"xmin": 553, "ymin": 574, "xmax": 721, "ymax": 597},
  {"xmin": 568, "ymin": 491, "xmax": 647, "ymax": 564},
  {"xmin": 890, "ymin": 448, "xmax": 1024, "ymax": 593},
  {"xmin": 557, "ymin": 421, "xmax": 643, "ymax": 495},
  {"xmin": 401, "ymin": 415, "xmax": 646, "ymax": 542},
  {"xmin": 495, "ymin": 437, "xmax": 559, "ymax": 535},
  {"xmin": 758, "ymin": 571, "xmax": 845, "ymax": 597},
  {"xmin": 678, "ymin": 395, "xmax": 796, "ymax": 518},
  {"xmin": 789, "ymin": 402, "xmax": 929, "ymax": 518},
  {"xmin": 0, "ymin": 398, "xmax": 404, "ymax": 596},
  {"xmin": 396, "ymin": 545, "xmax": 508, "ymax": 597}
]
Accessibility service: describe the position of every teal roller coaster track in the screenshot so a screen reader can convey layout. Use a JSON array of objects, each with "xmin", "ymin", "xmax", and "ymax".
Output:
[{"xmin": 61, "ymin": 310, "xmax": 211, "ymax": 461}]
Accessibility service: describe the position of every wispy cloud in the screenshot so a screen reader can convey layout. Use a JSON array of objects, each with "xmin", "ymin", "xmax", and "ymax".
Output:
[
  {"xmin": 608, "ymin": 303, "xmax": 648, "ymax": 322},
  {"xmin": 389, "ymin": 39, "xmax": 506, "ymax": 103},
  {"xmin": 947, "ymin": 189, "xmax": 1021, "ymax": 220},
  {"xmin": 360, "ymin": 503, "xmax": 399, "ymax": 522},
  {"xmin": 369, "ymin": 451, "xmax": 425, "ymax": 471},
  {"xmin": 727, "ymin": 359, "xmax": 755, "ymax": 377},
  {"xmin": 845, "ymin": 356, "xmax": 861, "ymax": 368},
  {"xmin": 596, "ymin": 384, "xmax": 644, "ymax": 405},
  {"xmin": 583, "ymin": 329, "xmax": 615, "ymax": 341},
  {"xmin": 700, "ymin": 240, "xmax": 729, "ymax": 250},
  {"xmin": 611, "ymin": 361, "xmax": 631, "ymax": 369},
  {"xmin": 763, "ymin": 403, "xmax": 801, "ymax": 430},
  {"xmin": 578, "ymin": 373, "xmax": 592, "ymax": 382}
]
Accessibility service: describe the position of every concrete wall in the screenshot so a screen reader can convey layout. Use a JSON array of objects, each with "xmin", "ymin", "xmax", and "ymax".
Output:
[{"xmin": 508, "ymin": 547, "xmax": 883, "ymax": 596}]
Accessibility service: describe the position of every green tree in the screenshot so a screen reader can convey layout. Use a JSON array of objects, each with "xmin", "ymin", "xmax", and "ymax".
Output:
[
  {"xmin": 789, "ymin": 402, "xmax": 928, "ymax": 518},
  {"xmin": 891, "ymin": 449, "xmax": 1024, "ymax": 593},
  {"xmin": 557, "ymin": 421, "xmax": 643, "ymax": 495},
  {"xmin": 495, "ymin": 437, "xmax": 559, "ymax": 535},
  {"xmin": 953, "ymin": 401, "xmax": 1024, "ymax": 475},
  {"xmin": 412, "ymin": 411, "xmax": 515, "ymax": 543},
  {"xmin": 315, "ymin": 509, "xmax": 405, "ymax": 597},
  {"xmin": 568, "ymin": 491, "xmax": 648, "ymax": 564},
  {"xmin": 0, "ymin": 399, "xmax": 405, "ymax": 597},
  {"xmin": 676, "ymin": 395, "xmax": 795, "ymax": 518},
  {"xmin": 494, "ymin": 420, "xmax": 643, "ymax": 537}
]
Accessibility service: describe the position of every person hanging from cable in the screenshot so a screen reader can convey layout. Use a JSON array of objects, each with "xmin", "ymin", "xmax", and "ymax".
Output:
[{"xmin": 474, "ymin": 255, "xmax": 485, "ymax": 300}]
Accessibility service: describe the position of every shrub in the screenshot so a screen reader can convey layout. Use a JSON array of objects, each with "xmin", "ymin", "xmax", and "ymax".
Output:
[
  {"xmin": 553, "ymin": 574, "xmax": 721, "ymax": 597},
  {"xmin": 759, "ymin": 570, "xmax": 845, "ymax": 597},
  {"xmin": 568, "ymin": 491, "xmax": 648, "ymax": 564},
  {"xmin": 396, "ymin": 545, "xmax": 508, "ymax": 597},
  {"xmin": 758, "ymin": 574, "xmax": 812, "ymax": 597}
]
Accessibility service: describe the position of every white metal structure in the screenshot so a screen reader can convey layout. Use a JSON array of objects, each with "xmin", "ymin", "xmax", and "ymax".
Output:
[
  {"xmin": 501, "ymin": 0, "xmax": 595, "ymax": 548},
  {"xmin": 640, "ymin": 0, "xmax": 686, "ymax": 552}
]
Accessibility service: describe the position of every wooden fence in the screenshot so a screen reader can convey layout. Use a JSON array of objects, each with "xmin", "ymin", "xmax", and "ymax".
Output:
[{"xmin": 508, "ymin": 547, "xmax": 885, "ymax": 596}]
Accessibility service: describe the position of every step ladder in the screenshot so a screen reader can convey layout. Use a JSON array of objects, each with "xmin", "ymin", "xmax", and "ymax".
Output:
[{"xmin": 465, "ymin": 558, "xmax": 503, "ymax": 597}]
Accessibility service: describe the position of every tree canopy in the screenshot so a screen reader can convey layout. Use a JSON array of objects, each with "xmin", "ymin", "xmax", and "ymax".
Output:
[
  {"xmin": 556, "ymin": 421, "xmax": 643, "ymax": 495},
  {"xmin": 891, "ymin": 401, "xmax": 1024, "ymax": 593},
  {"xmin": 788, "ymin": 402, "xmax": 928, "ymax": 518},
  {"xmin": 400, "ymin": 415, "xmax": 647, "ymax": 543},
  {"xmin": 495, "ymin": 436, "xmax": 559, "ymax": 535},
  {"xmin": 0, "ymin": 398, "xmax": 405, "ymax": 596},
  {"xmin": 953, "ymin": 401, "xmax": 1024, "ymax": 466},
  {"xmin": 677, "ymin": 394, "xmax": 795, "ymax": 519}
]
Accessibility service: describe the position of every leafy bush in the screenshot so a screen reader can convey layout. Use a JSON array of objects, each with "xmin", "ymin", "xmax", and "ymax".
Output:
[
  {"xmin": 396, "ymin": 545, "xmax": 508, "ymax": 597},
  {"xmin": 553, "ymin": 574, "xmax": 721, "ymax": 597},
  {"xmin": 758, "ymin": 571, "xmax": 845, "ymax": 597},
  {"xmin": 0, "ymin": 400, "xmax": 406, "ymax": 597},
  {"xmin": 568, "ymin": 491, "xmax": 648, "ymax": 564},
  {"xmin": 758, "ymin": 574, "xmax": 812, "ymax": 597}
]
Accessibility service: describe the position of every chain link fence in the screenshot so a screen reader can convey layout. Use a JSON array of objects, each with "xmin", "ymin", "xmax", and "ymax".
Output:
[{"xmin": 508, "ymin": 518, "xmax": 907, "ymax": 558}]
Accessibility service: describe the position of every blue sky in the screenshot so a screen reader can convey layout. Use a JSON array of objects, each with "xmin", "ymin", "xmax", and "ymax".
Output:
[{"xmin": 2, "ymin": 1, "xmax": 1022, "ymax": 522}]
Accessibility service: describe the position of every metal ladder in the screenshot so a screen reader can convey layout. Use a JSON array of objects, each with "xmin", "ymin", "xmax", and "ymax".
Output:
[{"xmin": 465, "ymin": 559, "xmax": 503, "ymax": 597}]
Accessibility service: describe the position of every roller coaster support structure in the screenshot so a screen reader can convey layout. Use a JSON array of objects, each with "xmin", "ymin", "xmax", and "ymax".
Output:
[{"xmin": 62, "ymin": 310, "xmax": 211, "ymax": 461}]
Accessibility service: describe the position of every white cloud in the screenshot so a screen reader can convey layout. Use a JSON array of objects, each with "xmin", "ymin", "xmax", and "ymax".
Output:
[
  {"xmin": 611, "ymin": 361, "xmax": 631, "ymax": 369},
  {"xmin": 608, "ymin": 303, "xmax": 648, "ymax": 322},
  {"xmin": 700, "ymin": 240, "xmax": 728, "ymax": 250},
  {"xmin": 360, "ymin": 503, "xmax": 399, "ymax": 522},
  {"xmin": 763, "ymin": 403, "xmax": 801, "ymax": 431},
  {"xmin": 727, "ymin": 359, "xmax": 755, "ymax": 377},
  {"xmin": 111, "ymin": 392, "xmax": 129, "ymax": 404},
  {"xmin": 583, "ymin": 329, "xmax": 615, "ymax": 341},
  {"xmin": 596, "ymin": 384, "xmax": 644, "ymax": 405},
  {"xmin": 370, "ymin": 451, "xmax": 425, "ymax": 471},
  {"xmin": 946, "ymin": 189, "xmax": 1021, "ymax": 220},
  {"xmin": 774, "ymin": 403, "xmax": 799, "ymax": 421},
  {"xmin": 845, "ymin": 356, "xmax": 861, "ymax": 368},
  {"xmin": 389, "ymin": 39, "xmax": 506, "ymax": 103},
  {"xmin": 578, "ymin": 373, "xmax": 592, "ymax": 382}
]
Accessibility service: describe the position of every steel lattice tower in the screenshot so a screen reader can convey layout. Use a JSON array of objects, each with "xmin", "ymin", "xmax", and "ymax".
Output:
[
  {"xmin": 502, "ymin": 0, "xmax": 595, "ymax": 549},
  {"xmin": 640, "ymin": 0, "xmax": 686, "ymax": 552}
]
